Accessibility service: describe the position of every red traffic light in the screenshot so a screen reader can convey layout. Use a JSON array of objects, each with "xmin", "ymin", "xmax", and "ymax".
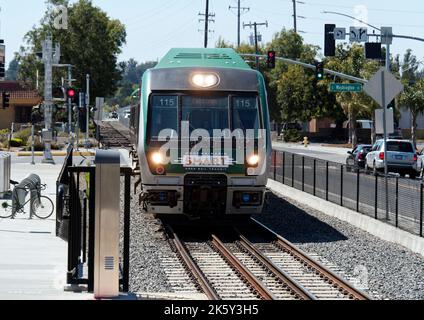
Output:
[
  {"xmin": 267, "ymin": 50, "xmax": 276, "ymax": 69},
  {"xmin": 67, "ymin": 88, "xmax": 76, "ymax": 98}
]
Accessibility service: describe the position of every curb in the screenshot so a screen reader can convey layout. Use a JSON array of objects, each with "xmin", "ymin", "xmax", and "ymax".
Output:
[{"xmin": 267, "ymin": 179, "xmax": 424, "ymax": 257}]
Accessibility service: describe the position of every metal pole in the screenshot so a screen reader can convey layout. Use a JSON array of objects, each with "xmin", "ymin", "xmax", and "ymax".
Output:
[
  {"xmin": 375, "ymin": 174, "xmax": 378, "ymax": 219},
  {"xmin": 282, "ymin": 152, "xmax": 285, "ymax": 184},
  {"xmin": 237, "ymin": 0, "xmax": 241, "ymax": 47},
  {"xmin": 395, "ymin": 177, "xmax": 399, "ymax": 228},
  {"xmin": 340, "ymin": 165, "xmax": 344, "ymax": 206},
  {"xmin": 31, "ymin": 125, "xmax": 35, "ymax": 165},
  {"xmin": 421, "ymin": 183, "xmax": 423, "ymax": 237},
  {"xmin": 302, "ymin": 156, "xmax": 305, "ymax": 192},
  {"xmin": 77, "ymin": 93, "xmax": 81, "ymax": 151},
  {"xmin": 356, "ymin": 168, "xmax": 360, "ymax": 212},
  {"xmin": 42, "ymin": 36, "xmax": 54, "ymax": 164},
  {"xmin": 68, "ymin": 65, "xmax": 72, "ymax": 136},
  {"xmin": 204, "ymin": 0, "xmax": 209, "ymax": 48},
  {"xmin": 292, "ymin": 0, "xmax": 297, "ymax": 33},
  {"xmin": 313, "ymin": 159, "xmax": 316, "ymax": 196},
  {"xmin": 382, "ymin": 65, "xmax": 389, "ymax": 220},
  {"xmin": 291, "ymin": 153, "xmax": 295, "ymax": 188},
  {"xmin": 273, "ymin": 150, "xmax": 277, "ymax": 181},
  {"xmin": 85, "ymin": 74, "xmax": 90, "ymax": 149},
  {"xmin": 326, "ymin": 162, "xmax": 329, "ymax": 201},
  {"xmin": 254, "ymin": 23, "xmax": 259, "ymax": 71}
]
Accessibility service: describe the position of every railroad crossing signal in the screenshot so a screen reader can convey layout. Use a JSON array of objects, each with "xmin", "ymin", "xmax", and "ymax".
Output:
[
  {"xmin": 315, "ymin": 62, "xmax": 324, "ymax": 81},
  {"xmin": 267, "ymin": 51, "xmax": 276, "ymax": 69}
]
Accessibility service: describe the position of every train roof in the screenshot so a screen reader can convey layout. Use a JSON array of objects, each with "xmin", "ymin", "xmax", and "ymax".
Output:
[{"xmin": 155, "ymin": 48, "xmax": 252, "ymax": 70}]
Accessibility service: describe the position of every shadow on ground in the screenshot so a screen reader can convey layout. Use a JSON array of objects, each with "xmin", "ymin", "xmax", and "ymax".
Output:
[{"xmin": 254, "ymin": 193, "xmax": 348, "ymax": 244}]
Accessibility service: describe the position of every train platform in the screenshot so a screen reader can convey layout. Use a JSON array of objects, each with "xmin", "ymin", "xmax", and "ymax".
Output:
[{"xmin": 0, "ymin": 160, "xmax": 92, "ymax": 300}]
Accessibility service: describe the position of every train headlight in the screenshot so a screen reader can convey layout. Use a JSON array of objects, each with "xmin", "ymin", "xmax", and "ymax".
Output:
[
  {"xmin": 191, "ymin": 73, "xmax": 220, "ymax": 88},
  {"xmin": 151, "ymin": 152, "xmax": 164, "ymax": 165},
  {"xmin": 247, "ymin": 155, "xmax": 260, "ymax": 167}
]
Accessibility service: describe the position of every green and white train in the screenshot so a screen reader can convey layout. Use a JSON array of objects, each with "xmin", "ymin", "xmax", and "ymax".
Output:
[{"xmin": 130, "ymin": 48, "xmax": 271, "ymax": 217}]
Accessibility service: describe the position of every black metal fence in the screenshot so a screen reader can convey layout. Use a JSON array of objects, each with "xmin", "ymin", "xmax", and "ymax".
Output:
[
  {"xmin": 56, "ymin": 148, "xmax": 132, "ymax": 292},
  {"xmin": 269, "ymin": 150, "xmax": 424, "ymax": 238}
]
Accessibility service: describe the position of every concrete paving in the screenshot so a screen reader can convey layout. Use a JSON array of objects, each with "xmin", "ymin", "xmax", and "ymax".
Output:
[{"xmin": 0, "ymin": 158, "xmax": 92, "ymax": 300}]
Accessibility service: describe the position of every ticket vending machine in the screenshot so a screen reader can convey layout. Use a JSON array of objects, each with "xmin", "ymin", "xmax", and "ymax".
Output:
[{"xmin": 94, "ymin": 150, "xmax": 120, "ymax": 298}]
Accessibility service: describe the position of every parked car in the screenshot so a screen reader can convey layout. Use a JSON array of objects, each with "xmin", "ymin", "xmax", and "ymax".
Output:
[
  {"xmin": 365, "ymin": 139, "xmax": 420, "ymax": 179},
  {"xmin": 346, "ymin": 144, "xmax": 372, "ymax": 170},
  {"xmin": 280, "ymin": 122, "xmax": 302, "ymax": 135}
]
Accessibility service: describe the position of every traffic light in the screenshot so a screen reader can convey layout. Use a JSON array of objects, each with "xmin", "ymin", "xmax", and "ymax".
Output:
[
  {"xmin": 324, "ymin": 24, "xmax": 336, "ymax": 57},
  {"xmin": 315, "ymin": 62, "xmax": 324, "ymax": 81},
  {"xmin": 78, "ymin": 107, "xmax": 87, "ymax": 133},
  {"xmin": 2, "ymin": 92, "xmax": 10, "ymax": 109},
  {"xmin": 267, "ymin": 51, "xmax": 276, "ymax": 69},
  {"xmin": 0, "ymin": 63, "xmax": 5, "ymax": 78},
  {"xmin": 67, "ymin": 87, "xmax": 77, "ymax": 102}
]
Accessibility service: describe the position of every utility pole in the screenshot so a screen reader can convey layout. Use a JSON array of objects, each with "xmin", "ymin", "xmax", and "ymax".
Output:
[
  {"xmin": 199, "ymin": 0, "xmax": 215, "ymax": 48},
  {"xmin": 229, "ymin": 0, "xmax": 249, "ymax": 47},
  {"xmin": 293, "ymin": 0, "xmax": 297, "ymax": 33},
  {"xmin": 41, "ymin": 35, "xmax": 60, "ymax": 164},
  {"xmin": 68, "ymin": 65, "xmax": 73, "ymax": 136},
  {"xmin": 243, "ymin": 21, "xmax": 268, "ymax": 71}
]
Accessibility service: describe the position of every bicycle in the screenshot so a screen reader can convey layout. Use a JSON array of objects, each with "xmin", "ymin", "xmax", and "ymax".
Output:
[{"xmin": 0, "ymin": 181, "xmax": 55, "ymax": 220}]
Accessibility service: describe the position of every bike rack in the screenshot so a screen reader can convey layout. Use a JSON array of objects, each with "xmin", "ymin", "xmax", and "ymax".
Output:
[{"xmin": 12, "ymin": 174, "xmax": 41, "ymax": 218}]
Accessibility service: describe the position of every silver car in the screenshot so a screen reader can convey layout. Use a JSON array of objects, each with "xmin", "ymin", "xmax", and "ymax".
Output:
[{"xmin": 365, "ymin": 139, "xmax": 420, "ymax": 179}]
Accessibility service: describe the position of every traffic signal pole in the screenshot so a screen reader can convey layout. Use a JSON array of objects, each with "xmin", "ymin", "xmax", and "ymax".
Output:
[{"xmin": 240, "ymin": 53, "xmax": 368, "ymax": 83}]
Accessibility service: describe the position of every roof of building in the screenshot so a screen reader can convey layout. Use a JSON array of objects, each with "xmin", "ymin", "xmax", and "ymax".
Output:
[
  {"xmin": 155, "ymin": 48, "xmax": 252, "ymax": 70},
  {"xmin": 0, "ymin": 81, "xmax": 41, "ymax": 101}
]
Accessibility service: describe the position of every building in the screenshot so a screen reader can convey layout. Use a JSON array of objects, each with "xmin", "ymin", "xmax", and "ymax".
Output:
[{"xmin": 0, "ymin": 81, "xmax": 41, "ymax": 130}]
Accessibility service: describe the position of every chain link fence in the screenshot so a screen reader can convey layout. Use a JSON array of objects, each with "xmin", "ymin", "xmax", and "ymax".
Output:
[{"xmin": 269, "ymin": 150, "xmax": 424, "ymax": 237}]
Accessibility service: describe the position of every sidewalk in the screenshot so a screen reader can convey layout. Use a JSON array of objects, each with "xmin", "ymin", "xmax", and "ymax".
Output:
[{"xmin": 0, "ymin": 161, "xmax": 91, "ymax": 300}]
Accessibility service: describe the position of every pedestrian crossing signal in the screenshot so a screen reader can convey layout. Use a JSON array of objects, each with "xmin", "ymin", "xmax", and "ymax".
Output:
[{"xmin": 267, "ymin": 51, "xmax": 276, "ymax": 69}]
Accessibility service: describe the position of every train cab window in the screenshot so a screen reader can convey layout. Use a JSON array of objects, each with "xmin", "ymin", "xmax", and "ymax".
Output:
[
  {"xmin": 149, "ymin": 95, "xmax": 178, "ymax": 141},
  {"xmin": 232, "ymin": 97, "xmax": 260, "ymax": 132},
  {"xmin": 182, "ymin": 96, "xmax": 229, "ymax": 136}
]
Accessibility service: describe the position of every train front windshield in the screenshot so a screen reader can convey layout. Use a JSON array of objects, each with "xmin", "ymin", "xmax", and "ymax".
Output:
[{"xmin": 148, "ymin": 95, "xmax": 261, "ymax": 141}]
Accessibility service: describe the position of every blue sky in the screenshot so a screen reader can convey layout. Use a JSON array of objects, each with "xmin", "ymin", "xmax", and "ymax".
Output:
[{"xmin": 1, "ymin": 0, "xmax": 424, "ymax": 69}]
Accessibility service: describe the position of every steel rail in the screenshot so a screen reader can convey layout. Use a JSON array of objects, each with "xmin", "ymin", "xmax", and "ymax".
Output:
[
  {"xmin": 252, "ymin": 218, "xmax": 371, "ymax": 300},
  {"xmin": 167, "ymin": 227, "xmax": 220, "ymax": 300},
  {"xmin": 210, "ymin": 234, "xmax": 277, "ymax": 300},
  {"xmin": 237, "ymin": 233, "xmax": 316, "ymax": 300}
]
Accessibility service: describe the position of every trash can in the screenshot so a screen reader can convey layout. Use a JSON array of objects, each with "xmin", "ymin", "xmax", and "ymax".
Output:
[{"xmin": 0, "ymin": 153, "xmax": 11, "ymax": 194}]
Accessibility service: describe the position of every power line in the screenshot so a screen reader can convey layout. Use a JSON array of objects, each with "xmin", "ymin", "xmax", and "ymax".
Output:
[{"xmin": 229, "ymin": 0, "xmax": 250, "ymax": 47}]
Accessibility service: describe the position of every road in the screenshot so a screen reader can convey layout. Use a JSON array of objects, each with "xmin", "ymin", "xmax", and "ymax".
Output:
[{"xmin": 271, "ymin": 142, "xmax": 423, "ymax": 235}]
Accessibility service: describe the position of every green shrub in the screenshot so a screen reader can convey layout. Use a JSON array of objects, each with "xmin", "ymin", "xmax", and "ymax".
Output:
[
  {"xmin": 283, "ymin": 129, "xmax": 302, "ymax": 143},
  {"xmin": 9, "ymin": 138, "xmax": 24, "ymax": 148},
  {"xmin": 14, "ymin": 128, "xmax": 32, "ymax": 145}
]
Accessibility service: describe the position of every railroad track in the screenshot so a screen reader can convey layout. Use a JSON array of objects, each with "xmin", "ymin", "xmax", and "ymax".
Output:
[
  {"xmin": 165, "ymin": 220, "xmax": 370, "ymax": 301},
  {"xmin": 98, "ymin": 121, "xmax": 134, "ymax": 150}
]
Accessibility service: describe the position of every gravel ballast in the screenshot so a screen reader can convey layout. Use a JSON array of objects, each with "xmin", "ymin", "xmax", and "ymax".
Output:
[
  {"xmin": 120, "ymin": 177, "xmax": 174, "ymax": 294},
  {"xmin": 256, "ymin": 192, "xmax": 424, "ymax": 300}
]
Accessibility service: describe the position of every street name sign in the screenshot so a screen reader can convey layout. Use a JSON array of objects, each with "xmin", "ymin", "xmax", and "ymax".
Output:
[{"xmin": 330, "ymin": 83, "xmax": 363, "ymax": 93}]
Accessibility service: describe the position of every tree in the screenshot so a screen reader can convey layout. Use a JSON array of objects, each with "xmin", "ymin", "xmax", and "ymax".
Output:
[
  {"xmin": 399, "ymin": 79, "xmax": 424, "ymax": 147},
  {"xmin": 16, "ymin": 0, "xmax": 126, "ymax": 102},
  {"xmin": 326, "ymin": 44, "xmax": 380, "ymax": 146},
  {"xmin": 6, "ymin": 55, "xmax": 19, "ymax": 81},
  {"xmin": 398, "ymin": 49, "xmax": 423, "ymax": 146}
]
